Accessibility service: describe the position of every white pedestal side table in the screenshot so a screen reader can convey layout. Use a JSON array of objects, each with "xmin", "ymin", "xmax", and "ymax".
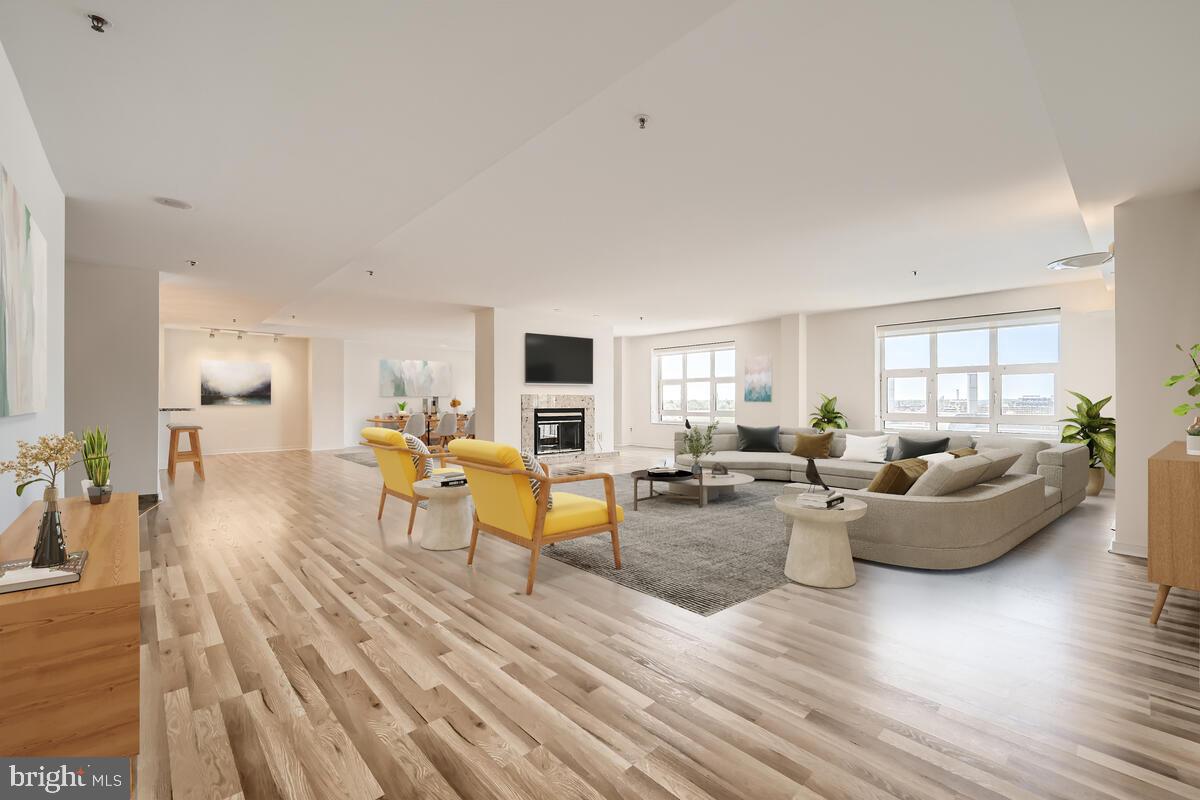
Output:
[
  {"xmin": 412, "ymin": 479, "xmax": 473, "ymax": 550},
  {"xmin": 774, "ymin": 495, "xmax": 867, "ymax": 588}
]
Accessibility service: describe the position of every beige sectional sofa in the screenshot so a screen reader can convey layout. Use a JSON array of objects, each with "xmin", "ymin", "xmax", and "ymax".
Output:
[{"xmin": 673, "ymin": 425, "xmax": 1090, "ymax": 569}]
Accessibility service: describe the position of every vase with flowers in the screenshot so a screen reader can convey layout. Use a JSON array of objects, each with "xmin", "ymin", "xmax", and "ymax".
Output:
[
  {"xmin": 681, "ymin": 419, "xmax": 719, "ymax": 477},
  {"xmin": 0, "ymin": 433, "xmax": 83, "ymax": 568}
]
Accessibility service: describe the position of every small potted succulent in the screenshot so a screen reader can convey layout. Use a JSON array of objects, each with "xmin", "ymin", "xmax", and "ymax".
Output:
[
  {"xmin": 682, "ymin": 419, "xmax": 719, "ymax": 477},
  {"xmin": 82, "ymin": 427, "xmax": 113, "ymax": 505},
  {"xmin": 1164, "ymin": 343, "xmax": 1200, "ymax": 455},
  {"xmin": 809, "ymin": 394, "xmax": 849, "ymax": 431}
]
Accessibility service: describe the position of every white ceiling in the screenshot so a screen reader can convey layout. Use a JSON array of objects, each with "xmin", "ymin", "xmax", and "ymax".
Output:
[{"xmin": 3, "ymin": 1, "xmax": 1199, "ymax": 339}]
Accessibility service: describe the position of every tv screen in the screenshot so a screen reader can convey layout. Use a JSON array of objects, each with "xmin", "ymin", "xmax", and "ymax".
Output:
[{"xmin": 525, "ymin": 333, "xmax": 593, "ymax": 384}]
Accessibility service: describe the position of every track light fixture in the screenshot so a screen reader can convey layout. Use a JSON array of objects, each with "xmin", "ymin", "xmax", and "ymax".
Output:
[{"xmin": 203, "ymin": 327, "xmax": 286, "ymax": 341}]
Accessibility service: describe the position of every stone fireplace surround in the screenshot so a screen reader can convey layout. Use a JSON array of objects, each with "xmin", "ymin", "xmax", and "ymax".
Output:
[{"xmin": 520, "ymin": 394, "xmax": 615, "ymax": 464}]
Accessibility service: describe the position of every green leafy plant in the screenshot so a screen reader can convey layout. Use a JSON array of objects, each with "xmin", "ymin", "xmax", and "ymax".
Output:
[
  {"xmin": 682, "ymin": 418, "xmax": 719, "ymax": 460},
  {"xmin": 82, "ymin": 427, "xmax": 111, "ymax": 487},
  {"xmin": 396, "ymin": 400, "xmax": 408, "ymax": 413},
  {"xmin": 1164, "ymin": 343, "xmax": 1200, "ymax": 426},
  {"xmin": 1059, "ymin": 391, "xmax": 1115, "ymax": 476},
  {"xmin": 809, "ymin": 394, "xmax": 848, "ymax": 432}
]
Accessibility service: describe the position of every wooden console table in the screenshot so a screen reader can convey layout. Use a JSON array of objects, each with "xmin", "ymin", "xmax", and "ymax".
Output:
[
  {"xmin": 0, "ymin": 493, "xmax": 140, "ymax": 755},
  {"xmin": 1148, "ymin": 441, "xmax": 1200, "ymax": 625}
]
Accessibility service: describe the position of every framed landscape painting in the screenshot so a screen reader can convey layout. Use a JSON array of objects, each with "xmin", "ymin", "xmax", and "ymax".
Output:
[
  {"xmin": 0, "ymin": 163, "xmax": 48, "ymax": 417},
  {"xmin": 379, "ymin": 359, "xmax": 452, "ymax": 397},
  {"xmin": 201, "ymin": 360, "xmax": 272, "ymax": 405},
  {"xmin": 744, "ymin": 355, "xmax": 773, "ymax": 402}
]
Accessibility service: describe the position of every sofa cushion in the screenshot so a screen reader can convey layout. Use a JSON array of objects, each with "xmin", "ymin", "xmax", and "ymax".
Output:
[
  {"xmin": 919, "ymin": 452, "xmax": 955, "ymax": 466},
  {"xmin": 791, "ymin": 431, "xmax": 833, "ymax": 458},
  {"xmin": 892, "ymin": 435, "xmax": 949, "ymax": 461},
  {"xmin": 971, "ymin": 435, "xmax": 1052, "ymax": 475},
  {"xmin": 1043, "ymin": 485, "xmax": 1063, "ymax": 511},
  {"xmin": 829, "ymin": 428, "xmax": 885, "ymax": 458},
  {"xmin": 811, "ymin": 458, "xmax": 882, "ymax": 480},
  {"xmin": 737, "ymin": 425, "xmax": 782, "ymax": 452},
  {"xmin": 866, "ymin": 458, "xmax": 928, "ymax": 494},
  {"xmin": 977, "ymin": 449, "xmax": 1021, "ymax": 483},
  {"xmin": 907, "ymin": 454, "xmax": 992, "ymax": 497},
  {"xmin": 842, "ymin": 433, "xmax": 888, "ymax": 463}
]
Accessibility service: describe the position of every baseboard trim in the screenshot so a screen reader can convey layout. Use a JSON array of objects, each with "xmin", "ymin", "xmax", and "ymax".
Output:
[{"xmin": 1108, "ymin": 538, "xmax": 1147, "ymax": 559}]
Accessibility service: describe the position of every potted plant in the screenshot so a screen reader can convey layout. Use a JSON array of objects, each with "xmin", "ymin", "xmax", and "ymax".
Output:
[
  {"xmin": 1059, "ymin": 391, "xmax": 1115, "ymax": 496},
  {"xmin": 0, "ymin": 432, "xmax": 83, "ymax": 568},
  {"xmin": 681, "ymin": 419, "xmax": 719, "ymax": 476},
  {"xmin": 809, "ymin": 394, "xmax": 848, "ymax": 432},
  {"xmin": 1164, "ymin": 343, "xmax": 1200, "ymax": 455},
  {"xmin": 395, "ymin": 400, "xmax": 408, "ymax": 416},
  {"xmin": 82, "ymin": 427, "xmax": 113, "ymax": 505}
]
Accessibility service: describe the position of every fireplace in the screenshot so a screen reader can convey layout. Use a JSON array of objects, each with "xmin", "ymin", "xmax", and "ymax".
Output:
[{"xmin": 533, "ymin": 408, "xmax": 585, "ymax": 456}]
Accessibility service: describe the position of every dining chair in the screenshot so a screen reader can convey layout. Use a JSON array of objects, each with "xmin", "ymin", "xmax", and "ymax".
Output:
[
  {"xmin": 432, "ymin": 412, "xmax": 458, "ymax": 445},
  {"xmin": 403, "ymin": 412, "xmax": 427, "ymax": 441},
  {"xmin": 463, "ymin": 413, "xmax": 475, "ymax": 439}
]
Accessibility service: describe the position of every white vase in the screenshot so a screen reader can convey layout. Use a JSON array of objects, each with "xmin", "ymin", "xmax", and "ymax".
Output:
[{"xmin": 1188, "ymin": 436, "xmax": 1200, "ymax": 456}]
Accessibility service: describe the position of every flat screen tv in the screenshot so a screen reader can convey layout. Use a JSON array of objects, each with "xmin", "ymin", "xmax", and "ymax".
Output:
[{"xmin": 525, "ymin": 333, "xmax": 593, "ymax": 384}]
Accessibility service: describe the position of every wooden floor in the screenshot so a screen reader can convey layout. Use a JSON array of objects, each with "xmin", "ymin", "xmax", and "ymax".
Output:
[{"xmin": 140, "ymin": 448, "xmax": 1199, "ymax": 800}]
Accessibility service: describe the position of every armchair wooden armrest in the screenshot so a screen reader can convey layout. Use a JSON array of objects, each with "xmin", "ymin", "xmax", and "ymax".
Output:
[{"xmin": 541, "ymin": 472, "xmax": 618, "ymax": 524}]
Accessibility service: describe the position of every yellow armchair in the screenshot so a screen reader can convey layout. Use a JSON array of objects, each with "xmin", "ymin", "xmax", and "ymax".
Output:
[
  {"xmin": 360, "ymin": 427, "xmax": 454, "ymax": 536},
  {"xmin": 446, "ymin": 439, "xmax": 622, "ymax": 594}
]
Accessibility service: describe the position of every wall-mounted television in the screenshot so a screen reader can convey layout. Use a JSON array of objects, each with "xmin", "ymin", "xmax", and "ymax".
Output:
[{"xmin": 525, "ymin": 333, "xmax": 593, "ymax": 384}]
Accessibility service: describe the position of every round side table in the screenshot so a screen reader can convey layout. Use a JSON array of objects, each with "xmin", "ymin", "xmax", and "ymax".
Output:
[
  {"xmin": 774, "ymin": 495, "xmax": 867, "ymax": 588},
  {"xmin": 412, "ymin": 480, "xmax": 473, "ymax": 550}
]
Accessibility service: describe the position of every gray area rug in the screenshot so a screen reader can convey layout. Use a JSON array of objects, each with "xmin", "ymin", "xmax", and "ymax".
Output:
[
  {"xmin": 544, "ymin": 474, "xmax": 792, "ymax": 616},
  {"xmin": 335, "ymin": 449, "xmax": 377, "ymax": 468}
]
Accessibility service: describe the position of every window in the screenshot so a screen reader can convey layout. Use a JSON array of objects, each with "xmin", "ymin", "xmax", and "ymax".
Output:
[
  {"xmin": 877, "ymin": 310, "xmax": 1060, "ymax": 437},
  {"xmin": 654, "ymin": 342, "xmax": 735, "ymax": 424}
]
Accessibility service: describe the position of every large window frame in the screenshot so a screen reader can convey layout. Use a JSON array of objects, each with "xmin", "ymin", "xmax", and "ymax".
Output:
[
  {"xmin": 653, "ymin": 342, "xmax": 736, "ymax": 425},
  {"xmin": 877, "ymin": 310, "xmax": 1061, "ymax": 438}
]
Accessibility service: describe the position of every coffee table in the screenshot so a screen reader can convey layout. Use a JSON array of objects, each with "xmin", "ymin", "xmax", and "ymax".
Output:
[
  {"xmin": 631, "ymin": 469, "xmax": 754, "ymax": 509},
  {"xmin": 412, "ymin": 479, "xmax": 473, "ymax": 550},
  {"xmin": 774, "ymin": 495, "xmax": 867, "ymax": 588}
]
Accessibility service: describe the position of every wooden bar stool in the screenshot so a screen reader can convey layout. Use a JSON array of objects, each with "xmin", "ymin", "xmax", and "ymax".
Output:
[{"xmin": 167, "ymin": 424, "xmax": 206, "ymax": 480}]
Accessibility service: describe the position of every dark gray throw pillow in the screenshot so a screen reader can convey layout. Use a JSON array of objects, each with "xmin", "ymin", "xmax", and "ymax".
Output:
[
  {"xmin": 737, "ymin": 425, "xmax": 781, "ymax": 452},
  {"xmin": 892, "ymin": 435, "xmax": 950, "ymax": 461}
]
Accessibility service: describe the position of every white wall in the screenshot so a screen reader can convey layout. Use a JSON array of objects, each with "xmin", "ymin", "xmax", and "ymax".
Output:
[
  {"xmin": 620, "ymin": 316, "xmax": 805, "ymax": 448},
  {"xmin": 308, "ymin": 338, "xmax": 345, "ymax": 451},
  {"xmin": 475, "ymin": 309, "xmax": 614, "ymax": 451},
  {"xmin": 1112, "ymin": 189, "xmax": 1200, "ymax": 557},
  {"xmin": 342, "ymin": 339, "xmax": 474, "ymax": 448},
  {"xmin": 160, "ymin": 328, "xmax": 311, "ymax": 454},
  {"xmin": 0, "ymin": 42, "xmax": 65, "ymax": 528},
  {"xmin": 64, "ymin": 262, "xmax": 159, "ymax": 496},
  {"xmin": 806, "ymin": 280, "xmax": 1116, "ymax": 430}
]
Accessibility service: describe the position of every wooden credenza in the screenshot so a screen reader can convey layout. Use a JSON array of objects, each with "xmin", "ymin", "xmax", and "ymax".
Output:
[
  {"xmin": 1148, "ymin": 441, "xmax": 1200, "ymax": 624},
  {"xmin": 0, "ymin": 493, "xmax": 140, "ymax": 755}
]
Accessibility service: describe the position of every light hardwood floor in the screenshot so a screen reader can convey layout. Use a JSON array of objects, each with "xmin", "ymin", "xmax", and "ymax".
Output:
[{"xmin": 140, "ymin": 448, "xmax": 1199, "ymax": 800}]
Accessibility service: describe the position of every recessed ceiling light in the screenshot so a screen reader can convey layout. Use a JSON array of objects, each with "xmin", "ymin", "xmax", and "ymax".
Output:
[
  {"xmin": 185, "ymin": 259, "xmax": 197, "ymax": 267},
  {"xmin": 634, "ymin": 114, "xmax": 650, "ymax": 130},
  {"xmin": 236, "ymin": 332, "xmax": 243, "ymax": 341},
  {"xmin": 208, "ymin": 330, "xmax": 215, "ymax": 339},
  {"xmin": 153, "ymin": 196, "xmax": 192, "ymax": 210},
  {"xmin": 1046, "ymin": 252, "xmax": 1113, "ymax": 271},
  {"xmin": 88, "ymin": 14, "xmax": 110, "ymax": 33}
]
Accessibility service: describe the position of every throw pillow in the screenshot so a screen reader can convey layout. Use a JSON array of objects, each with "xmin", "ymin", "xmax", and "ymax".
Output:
[
  {"xmin": 737, "ymin": 425, "xmax": 782, "ymax": 452},
  {"xmin": 519, "ymin": 450, "xmax": 553, "ymax": 509},
  {"xmin": 840, "ymin": 433, "xmax": 889, "ymax": 463},
  {"xmin": 977, "ymin": 449, "xmax": 1021, "ymax": 482},
  {"xmin": 919, "ymin": 452, "xmax": 955, "ymax": 466},
  {"xmin": 949, "ymin": 447, "xmax": 978, "ymax": 458},
  {"xmin": 866, "ymin": 457, "xmax": 929, "ymax": 494},
  {"xmin": 791, "ymin": 431, "xmax": 834, "ymax": 458},
  {"xmin": 892, "ymin": 435, "xmax": 950, "ymax": 461},
  {"xmin": 402, "ymin": 433, "xmax": 434, "ymax": 478}
]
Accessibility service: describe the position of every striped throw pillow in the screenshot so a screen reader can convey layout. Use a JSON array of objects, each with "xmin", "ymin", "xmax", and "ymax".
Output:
[
  {"xmin": 519, "ymin": 450, "xmax": 553, "ymax": 510},
  {"xmin": 402, "ymin": 433, "xmax": 433, "ymax": 478}
]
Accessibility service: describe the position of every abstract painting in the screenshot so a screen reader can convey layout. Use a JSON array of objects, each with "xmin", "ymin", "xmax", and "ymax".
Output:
[
  {"xmin": 201, "ymin": 360, "xmax": 272, "ymax": 406},
  {"xmin": 379, "ymin": 359, "xmax": 452, "ymax": 397},
  {"xmin": 0, "ymin": 163, "xmax": 48, "ymax": 417},
  {"xmin": 744, "ymin": 355, "xmax": 773, "ymax": 402}
]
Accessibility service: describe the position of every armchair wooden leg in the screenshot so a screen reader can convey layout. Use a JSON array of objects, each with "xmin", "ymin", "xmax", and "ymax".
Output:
[
  {"xmin": 377, "ymin": 487, "xmax": 387, "ymax": 520},
  {"xmin": 611, "ymin": 527, "xmax": 622, "ymax": 569},
  {"xmin": 406, "ymin": 498, "xmax": 419, "ymax": 537},
  {"xmin": 467, "ymin": 522, "xmax": 479, "ymax": 565},
  {"xmin": 525, "ymin": 547, "xmax": 541, "ymax": 595}
]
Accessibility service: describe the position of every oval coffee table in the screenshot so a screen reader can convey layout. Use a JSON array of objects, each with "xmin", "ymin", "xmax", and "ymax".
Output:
[
  {"xmin": 632, "ymin": 469, "xmax": 754, "ymax": 508},
  {"xmin": 412, "ymin": 479, "xmax": 473, "ymax": 550},
  {"xmin": 774, "ymin": 495, "xmax": 867, "ymax": 588}
]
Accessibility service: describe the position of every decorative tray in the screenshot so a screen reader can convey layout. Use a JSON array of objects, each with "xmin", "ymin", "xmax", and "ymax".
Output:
[{"xmin": 645, "ymin": 468, "xmax": 695, "ymax": 479}]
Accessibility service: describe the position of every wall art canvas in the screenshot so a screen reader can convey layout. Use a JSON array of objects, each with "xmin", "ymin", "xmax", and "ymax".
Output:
[
  {"xmin": 379, "ymin": 359, "xmax": 452, "ymax": 397},
  {"xmin": 743, "ymin": 354, "xmax": 773, "ymax": 402},
  {"xmin": 201, "ymin": 360, "xmax": 272, "ymax": 406},
  {"xmin": 0, "ymin": 163, "xmax": 48, "ymax": 417}
]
